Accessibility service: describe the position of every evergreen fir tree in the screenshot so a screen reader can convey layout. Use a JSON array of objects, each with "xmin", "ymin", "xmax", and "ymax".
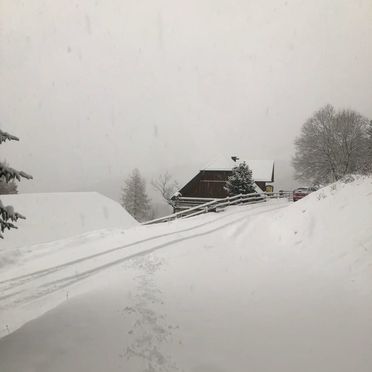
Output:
[
  {"xmin": 0, "ymin": 129, "xmax": 32, "ymax": 238},
  {"xmin": 0, "ymin": 179, "xmax": 18, "ymax": 195},
  {"xmin": 0, "ymin": 161, "xmax": 18, "ymax": 195},
  {"xmin": 225, "ymin": 161, "xmax": 256, "ymax": 196},
  {"xmin": 121, "ymin": 168, "xmax": 151, "ymax": 222},
  {"xmin": 367, "ymin": 120, "xmax": 372, "ymax": 141},
  {"xmin": 366, "ymin": 120, "xmax": 372, "ymax": 173}
]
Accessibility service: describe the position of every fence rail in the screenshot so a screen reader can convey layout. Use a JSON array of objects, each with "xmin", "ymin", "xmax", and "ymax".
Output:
[{"xmin": 143, "ymin": 191, "xmax": 292, "ymax": 225}]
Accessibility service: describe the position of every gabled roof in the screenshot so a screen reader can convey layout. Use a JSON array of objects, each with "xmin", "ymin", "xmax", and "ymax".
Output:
[
  {"xmin": 171, "ymin": 156, "xmax": 275, "ymax": 199},
  {"xmin": 203, "ymin": 156, "xmax": 274, "ymax": 182}
]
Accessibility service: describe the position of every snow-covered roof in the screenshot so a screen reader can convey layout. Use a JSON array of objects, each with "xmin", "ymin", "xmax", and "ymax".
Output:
[{"xmin": 203, "ymin": 156, "xmax": 274, "ymax": 182}]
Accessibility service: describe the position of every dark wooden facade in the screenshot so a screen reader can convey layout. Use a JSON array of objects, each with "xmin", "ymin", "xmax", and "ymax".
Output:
[{"xmin": 176, "ymin": 170, "xmax": 268, "ymax": 199}]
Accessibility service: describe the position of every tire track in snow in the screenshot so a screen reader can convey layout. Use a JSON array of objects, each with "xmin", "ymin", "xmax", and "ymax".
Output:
[
  {"xmin": 0, "ymin": 203, "xmax": 287, "ymax": 310},
  {"xmin": 0, "ymin": 201, "xmax": 285, "ymax": 286}
]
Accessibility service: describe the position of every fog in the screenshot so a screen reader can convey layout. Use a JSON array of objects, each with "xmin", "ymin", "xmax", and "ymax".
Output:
[{"xmin": 1, "ymin": 0, "xmax": 372, "ymax": 202}]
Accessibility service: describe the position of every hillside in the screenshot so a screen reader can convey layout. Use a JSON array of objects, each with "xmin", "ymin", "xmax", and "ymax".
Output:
[
  {"xmin": 0, "ymin": 192, "xmax": 138, "ymax": 264},
  {"xmin": 0, "ymin": 176, "xmax": 371, "ymax": 372}
]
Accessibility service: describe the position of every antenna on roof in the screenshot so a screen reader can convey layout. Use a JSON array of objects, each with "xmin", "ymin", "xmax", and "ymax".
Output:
[{"xmin": 231, "ymin": 156, "xmax": 239, "ymax": 162}]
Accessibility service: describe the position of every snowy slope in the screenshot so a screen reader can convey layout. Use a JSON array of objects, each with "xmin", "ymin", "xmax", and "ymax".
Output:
[
  {"xmin": 0, "ymin": 192, "xmax": 138, "ymax": 257},
  {"xmin": 0, "ymin": 176, "xmax": 371, "ymax": 372}
]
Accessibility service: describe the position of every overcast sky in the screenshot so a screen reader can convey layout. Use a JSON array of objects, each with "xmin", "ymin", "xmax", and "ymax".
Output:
[{"xmin": 1, "ymin": 0, "xmax": 372, "ymax": 201}]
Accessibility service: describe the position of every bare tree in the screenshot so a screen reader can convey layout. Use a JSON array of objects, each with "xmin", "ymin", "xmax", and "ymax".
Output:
[
  {"xmin": 151, "ymin": 172, "xmax": 179, "ymax": 206},
  {"xmin": 292, "ymin": 105, "xmax": 370, "ymax": 184}
]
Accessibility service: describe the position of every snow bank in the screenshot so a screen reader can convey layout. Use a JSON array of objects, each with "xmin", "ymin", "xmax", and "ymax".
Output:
[{"xmin": 0, "ymin": 192, "xmax": 137, "ymax": 253}]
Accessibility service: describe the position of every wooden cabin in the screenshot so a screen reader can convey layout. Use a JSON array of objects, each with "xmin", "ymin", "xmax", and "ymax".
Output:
[{"xmin": 172, "ymin": 157, "xmax": 274, "ymax": 211}]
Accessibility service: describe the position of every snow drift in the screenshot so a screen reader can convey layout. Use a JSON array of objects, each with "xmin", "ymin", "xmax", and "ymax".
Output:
[
  {"xmin": 0, "ymin": 192, "xmax": 137, "ymax": 253},
  {"xmin": 0, "ymin": 176, "xmax": 371, "ymax": 372}
]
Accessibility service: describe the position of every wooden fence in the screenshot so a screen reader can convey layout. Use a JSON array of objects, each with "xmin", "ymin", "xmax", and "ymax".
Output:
[{"xmin": 143, "ymin": 191, "xmax": 292, "ymax": 225}]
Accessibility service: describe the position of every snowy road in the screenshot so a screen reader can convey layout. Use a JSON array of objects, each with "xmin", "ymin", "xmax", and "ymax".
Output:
[
  {"xmin": 0, "ymin": 178, "xmax": 371, "ymax": 372},
  {"xmin": 0, "ymin": 200, "xmax": 288, "ymax": 338}
]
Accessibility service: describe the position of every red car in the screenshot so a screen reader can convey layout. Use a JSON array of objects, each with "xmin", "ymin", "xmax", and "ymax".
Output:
[{"xmin": 292, "ymin": 187, "xmax": 317, "ymax": 202}]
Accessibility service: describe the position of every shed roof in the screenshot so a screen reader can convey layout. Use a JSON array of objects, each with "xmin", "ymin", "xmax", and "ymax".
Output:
[{"xmin": 203, "ymin": 156, "xmax": 274, "ymax": 182}]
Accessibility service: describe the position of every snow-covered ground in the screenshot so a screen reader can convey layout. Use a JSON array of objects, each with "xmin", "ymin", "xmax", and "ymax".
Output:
[{"xmin": 0, "ymin": 176, "xmax": 371, "ymax": 372}]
